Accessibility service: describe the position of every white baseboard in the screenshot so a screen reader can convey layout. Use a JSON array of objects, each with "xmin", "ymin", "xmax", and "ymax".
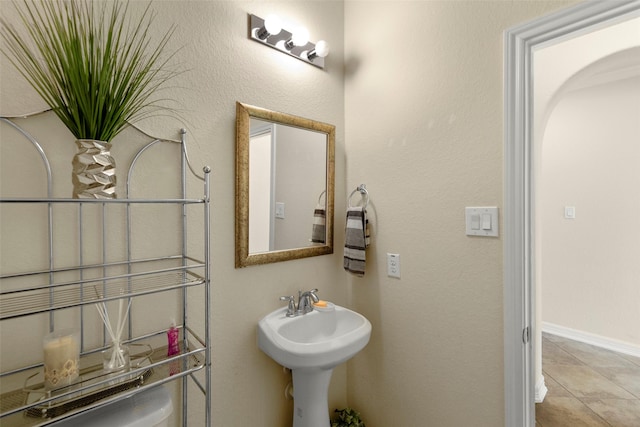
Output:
[
  {"xmin": 535, "ymin": 375, "xmax": 548, "ymax": 403},
  {"xmin": 542, "ymin": 322, "xmax": 640, "ymax": 358}
]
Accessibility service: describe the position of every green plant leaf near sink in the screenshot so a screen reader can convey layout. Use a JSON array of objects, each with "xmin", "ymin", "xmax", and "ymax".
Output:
[
  {"xmin": 331, "ymin": 407, "xmax": 366, "ymax": 427},
  {"xmin": 0, "ymin": 0, "xmax": 181, "ymax": 198}
]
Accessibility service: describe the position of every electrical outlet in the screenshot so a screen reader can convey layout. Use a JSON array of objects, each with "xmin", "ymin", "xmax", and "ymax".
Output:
[{"xmin": 387, "ymin": 253, "xmax": 401, "ymax": 279}]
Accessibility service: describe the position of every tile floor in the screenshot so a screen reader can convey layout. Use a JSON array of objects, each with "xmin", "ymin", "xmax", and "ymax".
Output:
[{"xmin": 536, "ymin": 332, "xmax": 640, "ymax": 426}]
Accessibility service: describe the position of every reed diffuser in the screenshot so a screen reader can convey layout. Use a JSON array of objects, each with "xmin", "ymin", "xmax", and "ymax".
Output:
[{"xmin": 94, "ymin": 290, "xmax": 131, "ymax": 373}]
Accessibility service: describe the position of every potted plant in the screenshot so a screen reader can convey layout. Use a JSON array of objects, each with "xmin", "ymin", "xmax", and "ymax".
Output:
[
  {"xmin": 332, "ymin": 407, "xmax": 366, "ymax": 427},
  {"xmin": 1, "ymin": 0, "xmax": 180, "ymax": 198}
]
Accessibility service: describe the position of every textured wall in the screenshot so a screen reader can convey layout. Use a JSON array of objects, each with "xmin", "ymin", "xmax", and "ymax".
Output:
[
  {"xmin": 540, "ymin": 76, "xmax": 640, "ymax": 345},
  {"xmin": 1, "ymin": 1, "xmax": 346, "ymax": 426},
  {"xmin": 343, "ymin": 2, "xmax": 573, "ymax": 425}
]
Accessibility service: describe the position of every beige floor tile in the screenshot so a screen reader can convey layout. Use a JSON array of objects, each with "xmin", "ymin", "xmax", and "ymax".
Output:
[
  {"xmin": 543, "ymin": 340, "xmax": 584, "ymax": 366},
  {"xmin": 544, "ymin": 364, "xmax": 637, "ymax": 399},
  {"xmin": 557, "ymin": 340, "xmax": 638, "ymax": 369},
  {"xmin": 594, "ymin": 365, "xmax": 640, "ymax": 399},
  {"xmin": 535, "ymin": 396, "xmax": 609, "ymax": 426},
  {"xmin": 582, "ymin": 398, "xmax": 640, "ymax": 427},
  {"xmin": 542, "ymin": 373, "xmax": 573, "ymax": 398},
  {"xmin": 620, "ymin": 353, "xmax": 640, "ymax": 368},
  {"xmin": 537, "ymin": 334, "xmax": 640, "ymax": 427},
  {"xmin": 542, "ymin": 332, "xmax": 569, "ymax": 344}
]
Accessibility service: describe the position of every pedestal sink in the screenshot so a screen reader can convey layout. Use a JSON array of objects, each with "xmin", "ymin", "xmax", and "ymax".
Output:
[{"xmin": 257, "ymin": 303, "xmax": 371, "ymax": 427}]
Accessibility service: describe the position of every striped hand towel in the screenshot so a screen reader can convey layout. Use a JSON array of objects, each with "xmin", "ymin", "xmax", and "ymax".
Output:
[
  {"xmin": 344, "ymin": 207, "xmax": 369, "ymax": 276},
  {"xmin": 311, "ymin": 202, "xmax": 326, "ymax": 244}
]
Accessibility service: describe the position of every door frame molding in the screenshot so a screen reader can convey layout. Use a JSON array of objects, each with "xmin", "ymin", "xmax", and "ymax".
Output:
[{"xmin": 503, "ymin": 1, "xmax": 640, "ymax": 426}]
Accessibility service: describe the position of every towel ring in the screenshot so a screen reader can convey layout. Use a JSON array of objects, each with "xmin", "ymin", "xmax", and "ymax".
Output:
[
  {"xmin": 348, "ymin": 184, "xmax": 369, "ymax": 209},
  {"xmin": 317, "ymin": 190, "xmax": 326, "ymax": 204}
]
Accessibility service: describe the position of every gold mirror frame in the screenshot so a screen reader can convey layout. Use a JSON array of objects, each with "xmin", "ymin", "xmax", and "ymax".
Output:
[{"xmin": 235, "ymin": 102, "xmax": 335, "ymax": 268}]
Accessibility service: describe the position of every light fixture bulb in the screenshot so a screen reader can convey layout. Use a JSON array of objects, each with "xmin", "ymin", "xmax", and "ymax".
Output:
[
  {"xmin": 306, "ymin": 40, "xmax": 330, "ymax": 61},
  {"xmin": 256, "ymin": 14, "xmax": 282, "ymax": 40},
  {"xmin": 264, "ymin": 15, "xmax": 282, "ymax": 36},
  {"xmin": 314, "ymin": 40, "xmax": 330, "ymax": 58},
  {"xmin": 291, "ymin": 27, "xmax": 309, "ymax": 47}
]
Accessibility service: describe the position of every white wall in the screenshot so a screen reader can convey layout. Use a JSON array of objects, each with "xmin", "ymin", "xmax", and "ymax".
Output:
[
  {"xmin": 343, "ymin": 1, "xmax": 574, "ymax": 425},
  {"xmin": 540, "ymin": 75, "xmax": 640, "ymax": 346}
]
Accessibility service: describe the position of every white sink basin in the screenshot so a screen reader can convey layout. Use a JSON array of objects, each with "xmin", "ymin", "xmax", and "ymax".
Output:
[
  {"xmin": 258, "ymin": 303, "xmax": 371, "ymax": 427},
  {"xmin": 257, "ymin": 304, "xmax": 372, "ymax": 370}
]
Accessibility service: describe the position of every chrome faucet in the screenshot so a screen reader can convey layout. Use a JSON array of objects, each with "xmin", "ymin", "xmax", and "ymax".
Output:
[
  {"xmin": 297, "ymin": 289, "xmax": 319, "ymax": 315},
  {"xmin": 279, "ymin": 289, "xmax": 319, "ymax": 317}
]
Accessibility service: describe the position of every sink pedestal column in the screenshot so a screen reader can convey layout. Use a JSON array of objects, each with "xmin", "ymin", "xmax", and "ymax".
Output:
[{"xmin": 292, "ymin": 368, "xmax": 333, "ymax": 427}]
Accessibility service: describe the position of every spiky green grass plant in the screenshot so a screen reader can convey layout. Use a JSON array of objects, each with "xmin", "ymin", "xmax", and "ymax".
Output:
[{"xmin": 1, "ymin": 0, "xmax": 180, "ymax": 142}]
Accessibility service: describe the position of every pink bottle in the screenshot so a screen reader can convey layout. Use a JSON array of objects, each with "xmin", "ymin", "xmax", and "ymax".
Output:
[{"xmin": 167, "ymin": 320, "xmax": 180, "ymax": 357}]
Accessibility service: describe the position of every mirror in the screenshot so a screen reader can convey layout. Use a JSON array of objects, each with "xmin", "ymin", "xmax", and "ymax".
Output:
[{"xmin": 235, "ymin": 102, "xmax": 335, "ymax": 268}]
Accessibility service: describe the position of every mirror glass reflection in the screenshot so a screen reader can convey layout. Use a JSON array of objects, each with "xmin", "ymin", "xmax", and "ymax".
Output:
[
  {"xmin": 249, "ymin": 118, "xmax": 327, "ymax": 253},
  {"xmin": 236, "ymin": 102, "xmax": 335, "ymax": 268}
]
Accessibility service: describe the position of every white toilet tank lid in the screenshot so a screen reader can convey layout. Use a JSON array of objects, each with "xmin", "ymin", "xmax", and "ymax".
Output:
[{"xmin": 53, "ymin": 385, "xmax": 173, "ymax": 427}]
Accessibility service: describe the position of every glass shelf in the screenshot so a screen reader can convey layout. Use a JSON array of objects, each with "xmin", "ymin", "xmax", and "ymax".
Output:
[
  {"xmin": 0, "ymin": 257, "xmax": 206, "ymax": 320},
  {"xmin": 0, "ymin": 329, "xmax": 206, "ymax": 427}
]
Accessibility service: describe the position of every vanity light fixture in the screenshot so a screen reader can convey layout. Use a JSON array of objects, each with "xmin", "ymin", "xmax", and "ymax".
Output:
[{"xmin": 248, "ymin": 14, "xmax": 329, "ymax": 69}]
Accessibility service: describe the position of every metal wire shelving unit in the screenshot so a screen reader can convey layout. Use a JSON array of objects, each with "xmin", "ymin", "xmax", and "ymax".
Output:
[{"xmin": 0, "ymin": 116, "xmax": 211, "ymax": 426}]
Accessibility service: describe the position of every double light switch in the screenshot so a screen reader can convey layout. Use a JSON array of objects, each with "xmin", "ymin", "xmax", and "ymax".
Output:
[{"xmin": 465, "ymin": 207, "xmax": 499, "ymax": 237}]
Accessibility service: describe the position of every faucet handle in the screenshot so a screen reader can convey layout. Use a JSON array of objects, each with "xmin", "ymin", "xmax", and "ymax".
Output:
[{"xmin": 279, "ymin": 295, "xmax": 296, "ymax": 317}]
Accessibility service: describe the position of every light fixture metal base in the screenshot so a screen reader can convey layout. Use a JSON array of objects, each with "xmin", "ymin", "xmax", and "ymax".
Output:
[{"xmin": 248, "ymin": 14, "xmax": 326, "ymax": 69}]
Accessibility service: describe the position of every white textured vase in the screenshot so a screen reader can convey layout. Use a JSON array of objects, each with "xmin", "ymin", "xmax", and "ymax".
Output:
[{"xmin": 72, "ymin": 139, "xmax": 116, "ymax": 199}]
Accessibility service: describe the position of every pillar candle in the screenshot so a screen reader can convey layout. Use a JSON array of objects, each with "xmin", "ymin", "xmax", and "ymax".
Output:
[{"xmin": 43, "ymin": 330, "xmax": 80, "ymax": 390}]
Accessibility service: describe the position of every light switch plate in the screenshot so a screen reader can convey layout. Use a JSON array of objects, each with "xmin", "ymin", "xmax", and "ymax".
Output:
[{"xmin": 465, "ymin": 207, "xmax": 499, "ymax": 237}]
